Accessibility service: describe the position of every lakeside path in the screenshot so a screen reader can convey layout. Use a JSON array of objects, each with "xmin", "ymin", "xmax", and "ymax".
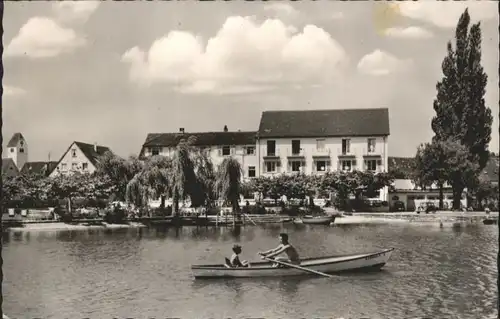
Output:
[
  {"xmin": 4, "ymin": 211, "xmax": 498, "ymax": 232},
  {"xmin": 337, "ymin": 211, "xmax": 499, "ymax": 224},
  {"xmin": 6, "ymin": 222, "xmax": 147, "ymax": 232}
]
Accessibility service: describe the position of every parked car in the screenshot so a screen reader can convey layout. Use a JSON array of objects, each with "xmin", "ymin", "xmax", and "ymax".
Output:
[
  {"xmin": 391, "ymin": 201, "xmax": 405, "ymax": 212},
  {"xmin": 416, "ymin": 201, "xmax": 437, "ymax": 214}
]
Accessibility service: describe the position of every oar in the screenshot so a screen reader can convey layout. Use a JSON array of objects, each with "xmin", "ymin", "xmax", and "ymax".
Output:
[{"xmin": 260, "ymin": 255, "xmax": 334, "ymax": 278}]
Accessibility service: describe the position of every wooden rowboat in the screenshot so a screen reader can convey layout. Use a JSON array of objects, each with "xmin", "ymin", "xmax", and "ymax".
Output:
[
  {"xmin": 191, "ymin": 248, "xmax": 394, "ymax": 279},
  {"xmin": 299, "ymin": 215, "xmax": 335, "ymax": 225}
]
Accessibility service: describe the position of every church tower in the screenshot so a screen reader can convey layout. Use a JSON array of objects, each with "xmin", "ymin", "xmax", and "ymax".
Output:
[{"xmin": 6, "ymin": 133, "xmax": 28, "ymax": 170}]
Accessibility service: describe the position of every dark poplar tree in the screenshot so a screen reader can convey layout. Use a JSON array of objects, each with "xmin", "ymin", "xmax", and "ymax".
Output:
[{"xmin": 431, "ymin": 8, "xmax": 492, "ymax": 207}]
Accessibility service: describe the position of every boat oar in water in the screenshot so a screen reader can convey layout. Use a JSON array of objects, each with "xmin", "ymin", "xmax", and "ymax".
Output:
[{"xmin": 260, "ymin": 255, "xmax": 334, "ymax": 278}]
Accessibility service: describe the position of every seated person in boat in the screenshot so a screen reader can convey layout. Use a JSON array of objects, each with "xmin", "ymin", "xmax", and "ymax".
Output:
[
  {"xmin": 259, "ymin": 233, "xmax": 301, "ymax": 267},
  {"xmin": 229, "ymin": 244, "xmax": 250, "ymax": 268}
]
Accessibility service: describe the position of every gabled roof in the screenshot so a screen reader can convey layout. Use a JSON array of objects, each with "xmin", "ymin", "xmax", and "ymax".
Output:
[
  {"xmin": 53, "ymin": 141, "xmax": 112, "ymax": 172},
  {"xmin": 74, "ymin": 142, "xmax": 112, "ymax": 166},
  {"xmin": 142, "ymin": 131, "xmax": 257, "ymax": 148},
  {"xmin": 257, "ymin": 108, "xmax": 390, "ymax": 138},
  {"xmin": 7, "ymin": 133, "xmax": 25, "ymax": 147},
  {"xmin": 21, "ymin": 161, "xmax": 58, "ymax": 176},
  {"xmin": 2, "ymin": 158, "xmax": 19, "ymax": 173}
]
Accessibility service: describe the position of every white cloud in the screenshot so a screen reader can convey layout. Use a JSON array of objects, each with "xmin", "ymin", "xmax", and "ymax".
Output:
[
  {"xmin": 398, "ymin": 1, "xmax": 497, "ymax": 29},
  {"xmin": 3, "ymin": 85, "xmax": 27, "ymax": 97},
  {"xmin": 122, "ymin": 16, "xmax": 347, "ymax": 94},
  {"xmin": 357, "ymin": 49, "xmax": 412, "ymax": 76},
  {"xmin": 263, "ymin": 3, "xmax": 299, "ymax": 20},
  {"xmin": 53, "ymin": 1, "xmax": 100, "ymax": 24},
  {"xmin": 5, "ymin": 17, "xmax": 85, "ymax": 58},
  {"xmin": 384, "ymin": 26, "xmax": 433, "ymax": 39}
]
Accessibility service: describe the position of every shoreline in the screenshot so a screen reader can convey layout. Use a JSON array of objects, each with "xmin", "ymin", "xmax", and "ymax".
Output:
[
  {"xmin": 6, "ymin": 221, "xmax": 147, "ymax": 232},
  {"xmin": 4, "ymin": 211, "xmax": 497, "ymax": 232}
]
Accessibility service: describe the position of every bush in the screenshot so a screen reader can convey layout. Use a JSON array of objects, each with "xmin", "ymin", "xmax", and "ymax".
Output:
[{"xmin": 104, "ymin": 207, "xmax": 127, "ymax": 224}]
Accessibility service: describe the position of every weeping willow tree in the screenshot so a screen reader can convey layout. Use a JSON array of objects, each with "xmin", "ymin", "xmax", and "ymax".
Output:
[
  {"xmin": 125, "ymin": 136, "xmax": 213, "ymax": 216},
  {"xmin": 125, "ymin": 155, "xmax": 171, "ymax": 215},
  {"xmin": 215, "ymin": 157, "xmax": 243, "ymax": 226}
]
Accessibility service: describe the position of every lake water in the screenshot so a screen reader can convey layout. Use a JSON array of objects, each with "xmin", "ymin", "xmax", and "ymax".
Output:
[{"xmin": 2, "ymin": 222, "xmax": 498, "ymax": 319}]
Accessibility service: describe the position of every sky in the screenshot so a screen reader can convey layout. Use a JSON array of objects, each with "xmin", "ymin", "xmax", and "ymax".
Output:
[{"xmin": 2, "ymin": 1, "xmax": 499, "ymax": 162}]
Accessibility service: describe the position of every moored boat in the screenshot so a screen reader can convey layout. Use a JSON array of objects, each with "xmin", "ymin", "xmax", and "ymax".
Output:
[
  {"xmin": 192, "ymin": 248, "xmax": 394, "ymax": 279},
  {"xmin": 300, "ymin": 215, "xmax": 335, "ymax": 225},
  {"xmin": 482, "ymin": 218, "xmax": 497, "ymax": 225}
]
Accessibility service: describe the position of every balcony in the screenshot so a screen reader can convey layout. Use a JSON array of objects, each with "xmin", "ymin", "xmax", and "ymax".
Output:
[
  {"xmin": 263, "ymin": 149, "xmax": 280, "ymax": 159},
  {"xmin": 287, "ymin": 148, "xmax": 306, "ymax": 158},
  {"xmin": 311, "ymin": 148, "xmax": 331, "ymax": 158},
  {"xmin": 337, "ymin": 148, "xmax": 356, "ymax": 158},
  {"xmin": 362, "ymin": 147, "xmax": 382, "ymax": 157}
]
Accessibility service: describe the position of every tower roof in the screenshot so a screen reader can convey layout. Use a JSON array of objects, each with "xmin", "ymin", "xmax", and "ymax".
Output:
[{"xmin": 7, "ymin": 133, "xmax": 25, "ymax": 147}]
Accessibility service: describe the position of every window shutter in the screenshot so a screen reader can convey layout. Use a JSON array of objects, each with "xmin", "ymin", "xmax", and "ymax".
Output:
[
  {"xmin": 377, "ymin": 159, "xmax": 382, "ymax": 166},
  {"xmin": 218, "ymin": 148, "xmax": 222, "ymax": 156},
  {"xmin": 352, "ymin": 159, "xmax": 357, "ymax": 167}
]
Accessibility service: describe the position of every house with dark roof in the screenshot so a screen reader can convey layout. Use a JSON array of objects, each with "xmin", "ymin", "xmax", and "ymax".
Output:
[
  {"xmin": 257, "ymin": 108, "xmax": 390, "ymax": 189},
  {"xmin": 2, "ymin": 158, "xmax": 20, "ymax": 178},
  {"xmin": 21, "ymin": 161, "xmax": 58, "ymax": 177},
  {"xmin": 139, "ymin": 125, "xmax": 259, "ymax": 178},
  {"xmin": 49, "ymin": 141, "xmax": 112, "ymax": 177}
]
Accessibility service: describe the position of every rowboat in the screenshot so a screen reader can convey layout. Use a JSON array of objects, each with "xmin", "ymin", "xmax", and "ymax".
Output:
[
  {"xmin": 483, "ymin": 218, "xmax": 497, "ymax": 225},
  {"xmin": 299, "ymin": 215, "xmax": 335, "ymax": 225},
  {"xmin": 191, "ymin": 248, "xmax": 394, "ymax": 279}
]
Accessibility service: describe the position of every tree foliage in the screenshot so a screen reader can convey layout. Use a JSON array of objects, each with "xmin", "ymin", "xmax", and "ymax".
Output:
[{"xmin": 431, "ymin": 8, "xmax": 492, "ymax": 192}]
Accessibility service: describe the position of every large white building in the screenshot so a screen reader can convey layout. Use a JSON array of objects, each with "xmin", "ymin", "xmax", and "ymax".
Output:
[
  {"xmin": 256, "ymin": 108, "xmax": 390, "ymax": 201},
  {"xmin": 139, "ymin": 108, "xmax": 391, "ymax": 201}
]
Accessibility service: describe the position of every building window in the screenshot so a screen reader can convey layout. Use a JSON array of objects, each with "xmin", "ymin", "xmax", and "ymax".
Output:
[
  {"xmin": 365, "ymin": 159, "xmax": 377, "ymax": 172},
  {"xmin": 82, "ymin": 163, "xmax": 88, "ymax": 170},
  {"xmin": 342, "ymin": 139, "xmax": 350, "ymax": 154},
  {"xmin": 20, "ymin": 141, "xmax": 24, "ymax": 146},
  {"xmin": 292, "ymin": 140, "xmax": 301, "ymax": 155},
  {"xmin": 316, "ymin": 160, "xmax": 329, "ymax": 172},
  {"xmin": 19, "ymin": 148, "xmax": 24, "ymax": 153},
  {"xmin": 341, "ymin": 160, "xmax": 353, "ymax": 172},
  {"xmin": 222, "ymin": 146, "xmax": 231, "ymax": 156},
  {"xmin": 10, "ymin": 148, "xmax": 14, "ymax": 153},
  {"xmin": 246, "ymin": 146, "xmax": 255, "ymax": 155},
  {"xmin": 290, "ymin": 161, "xmax": 302, "ymax": 172},
  {"xmin": 248, "ymin": 166, "xmax": 256, "ymax": 177},
  {"xmin": 61, "ymin": 163, "xmax": 67, "ymax": 170},
  {"xmin": 368, "ymin": 138, "xmax": 376, "ymax": 153},
  {"xmin": 267, "ymin": 140, "xmax": 276, "ymax": 156},
  {"xmin": 266, "ymin": 161, "xmax": 277, "ymax": 173},
  {"xmin": 151, "ymin": 148, "xmax": 160, "ymax": 156},
  {"xmin": 316, "ymin": 139, "xmax": 325, "ymax": 151},
  {"xmin": 71, "ymin": 149, "xmax": 77, "ymax": 157},
  {"xmin": 72, "ymin": 163, "xmax": 78, "ymax": 170}
]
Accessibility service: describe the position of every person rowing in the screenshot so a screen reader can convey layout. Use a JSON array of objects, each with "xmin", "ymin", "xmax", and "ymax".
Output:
[{"xmin": 258, "ymin": 233, "xmax": 301, "ymax": 267}]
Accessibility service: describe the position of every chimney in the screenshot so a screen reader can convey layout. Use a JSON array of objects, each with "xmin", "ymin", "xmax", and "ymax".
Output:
[
  {"xmin": 179, "ymin": 128, "xmax": 185, "ymax": 133},
  {"xmin": 223, "ymin": 125, "xmax": 228, "ymax": 132},
  {"xmin": 94, "ymin": 142, "xmax": 97, "ymax": 152}
]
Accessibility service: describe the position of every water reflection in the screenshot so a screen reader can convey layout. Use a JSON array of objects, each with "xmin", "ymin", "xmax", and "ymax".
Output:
[{"xmin": 2, "ymin": 224, "xmax": 498, "ymax": 319}]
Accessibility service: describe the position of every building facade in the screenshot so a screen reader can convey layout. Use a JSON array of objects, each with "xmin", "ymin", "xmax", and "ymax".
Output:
[
  {"xmin": 49, "ymin": 141, "xmax": 112, "ymax": 177},
  {"xmin": 139, "ymin": 126, "xmax": 258, "ymax": 180},
  {"xmin": 5, "ymin": 132, "xmax": 29, "ymax": 170},
  {"xmin": 256, "ymin": 108, "xmax": 390, "ymax": 201}
]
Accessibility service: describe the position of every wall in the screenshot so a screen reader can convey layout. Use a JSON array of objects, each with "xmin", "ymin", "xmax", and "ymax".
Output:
[
  {"xmin": 50, "ymin": 143, "xmax": 96, "ymax": 177},
  {"xmin": 7, "ymin": 137, "xmax": 28, "ymax": 170},
  {"xmin": 257, "ymin": 136, "xmax": 389, "ymax": 200},
  {"xmin": 389, "ymin": 190, "xmax": 467, "ymax": 211},
  {"xmin": 142, "ymin": 144, "xmax": 259, "ymax": 179}
]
